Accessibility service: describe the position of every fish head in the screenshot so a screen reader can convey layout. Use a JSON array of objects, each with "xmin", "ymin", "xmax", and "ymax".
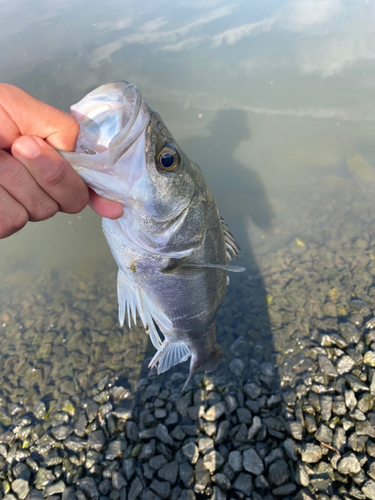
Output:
[{"xmin": 62, "ymin": 81, "xmax": 209, "ymax": 253}]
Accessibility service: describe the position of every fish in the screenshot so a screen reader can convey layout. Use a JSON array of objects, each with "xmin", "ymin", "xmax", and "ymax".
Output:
[{"xmin": 60, "ymin": 81, "xmax": 244, "ymax": 388}]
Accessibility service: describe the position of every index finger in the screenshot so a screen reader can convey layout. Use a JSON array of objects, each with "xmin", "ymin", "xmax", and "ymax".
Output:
[{"xmin": 0, "ymin": 83, "xmax": 79, "ymax": 151}]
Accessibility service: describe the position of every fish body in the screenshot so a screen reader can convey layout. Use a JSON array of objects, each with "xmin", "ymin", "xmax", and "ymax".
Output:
[{"xmin": 61, "ymin": 81, "xmax": 243, "ymax": 386}]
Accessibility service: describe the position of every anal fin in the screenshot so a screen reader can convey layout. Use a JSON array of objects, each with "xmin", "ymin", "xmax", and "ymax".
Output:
[{"xmin": 148, "ymin": 341, "xmax": 191, "ymax": 374}]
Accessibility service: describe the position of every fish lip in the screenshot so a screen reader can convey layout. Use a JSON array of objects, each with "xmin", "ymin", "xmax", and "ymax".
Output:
[{"xmin": 70, "ymin": 81, "xmax": 147, "ymax": 165}]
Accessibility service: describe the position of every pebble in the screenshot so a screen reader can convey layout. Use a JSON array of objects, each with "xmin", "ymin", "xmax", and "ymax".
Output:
[
  {"xmin": 243, "ymin": 448, "xmax": 264, "ymax": 475},
  {"xmin": 203, "ymin": 402, "xmax": 226, "ymax": 421}
]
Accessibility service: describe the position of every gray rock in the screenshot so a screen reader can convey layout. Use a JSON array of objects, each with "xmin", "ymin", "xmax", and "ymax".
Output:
[
  {"xmin": 318, "ymin": 355, "xmax": 338, "ymax": 377},
  {"xmin": 203, "ymin": 402, "xmax": 226, "ymax": 421},
  {"xmin": 224, "ymin": 395, "xmax": 238, "ymax": 413},
  {"xmin": 247, "ymin": 416, "xmax": 262, "ymax": 440},
  {"xmin": 87, "ymin": 430, "xmax": 105, "ymax": 451},
  {"xmin": 138, "ymin": 441, "xmax": 155, "ymax": 462},
  {"xmin": 264, "ymin": 448, "xmax": 284, "ymax": 468},
  {"xmin": 212, "ymin": 473, "xmax": 231, "ymax": 491},
  {"xmin": 141, "ymin": 491, "xmax": 160, "ymax": 500},
  {"xmin": 112, "ymin": 472, "xmax": 127, "ymax": 490},
  {"xmin": 337, "ymin": 453, "xmax": 361, "ymax": 474},
  {"xmin": 11, "ymin": 479, "xmax": 29, "ymax": 500},
  {"xmin": 179, "ymin": 462, "xmax": 193, "ymax": 488},
  {"xmin": 211, "ymin": 486, "xmax": 226, "ymax": 500},
  {"xmin": 362, "ymin": 479, "xmax": 375, "ymax": 500},
  {"xmin": 231, "ymin": 336, "xmax": 250, "ymax": 357},
  {"xmin": 301, "ymin": 443, "xmax": 322, "ymax": 463},
  {"xmin": 346, "ymin": 374, "xmax": 369, "ymax": 392},
  {"xmin": 51, "ymin": 425, "xmax": 73, "ymax": 441},
  {"xmin": 345, "ymin": 390, "xmax": 357, "ymax": 411},
  {"xmin": 357, "ymin": 421, "xmax": 375, "ymax": 438},
  {"xmin": 237, "ymin": 408, "xmax": 252, "ymax": 425},
  {"xmin": 315, "ymin": 424, "xmax": 333, "ymax": 444},
  {"xmin": 320, "ymin": 395, "xmax": 333, "ymax": 421},
  {"xmin": 283, "ymin": 438, "xmax": 298, "ymax": 461},
  {"xmin": 285, "ymin": 421, "xmax": 303, "ymax": 440},
  {"xmin": 28, "ymin": 490, "xmax": 43, "ymax": 500},
  {"xmin": 336, "ymin": 355, "xmax": 356, "ymax": 375},
  {"xmin": 149, "ymin": 455, "xmax": 168, "ymax": 471},
  {"xmin": 179, "ymin": 490, "xmax": 196, "ymax": 500},
  {"xmin": 215, "ymin": 420, "xmax": 230, "ymax": 444},
  {"xmin": 128, "ymin": 477, "xmax": 143, "ymax": 500},
  {"xmin": 232, "ymin": 473, "xmax": 253, "ymax": 495},
  {"xmin": 243, "ymin": 448, "xmax": 264, "ymax": 475},
  {"xmin": 44, "ymin": 481, "xmax": 66, "ymax": 496},
  {"xmin": 203, "ymin": 450, "xmax": 225, "ymax": 473},
  {"xmin": 155, "ymin": 424, "xmax": 174, "ymax": 447},
  {"xmin": 243, "ymin": 383, "xmax": 262, "ymax": 399},
  {"xmin": 228, "ymin": 450, "xmax": 242, "ymax": 472},
  {"xmin": 158, "ymin": 461, "xmax": 178, "ymax": 484},
  {"xmin": 198, "ymin": 436, "xmax": 214, "ymax": 454},
  {"xmin": 78, "ymin": 477, "xmax": 99, "ymax": 500},
  {"xmin": 268, "ymin": 459, "xmax": 290, "ymax": 486},
  {"xmin": 35, "ymin": 469, "xmax": 55, "ymax": 490},
  {"xmin": 182, "ymin": 443, "xmax": 198, "ymax": 464},
  {"xmin": 229, "ymin": 358, "xmax": 244, "ymax": 377},
  {"xmin": 272, "ymin": 483, "xmax": 297, "ymax": 496},
  {"xmin": 13, "ymin": 463, "xmax": 30, "ymax": 482},
  {"xmin": 150, "ymin": 480, "xmax": 170, "ymax": 499},
  {"xmin": 193, "ymin": 459, "xmax": 210, "ymax": 494},
  {"xmin": 123, "ymin": 458, "xmax": 135, "ymax": 481},
  {"xmin": 106, "ymin": 440, "xmax": 126, "ymax": 460}
]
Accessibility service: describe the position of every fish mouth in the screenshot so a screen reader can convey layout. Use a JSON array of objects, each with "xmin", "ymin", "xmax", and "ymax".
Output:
[{"xmin": 70, "ymin": 81, "xmax": 150, "ymax": 166}]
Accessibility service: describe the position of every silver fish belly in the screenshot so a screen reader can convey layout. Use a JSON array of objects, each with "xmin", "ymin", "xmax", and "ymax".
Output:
[{"xmin": 60, "ymin": 81, "xmax": 244, "ymax": 387}]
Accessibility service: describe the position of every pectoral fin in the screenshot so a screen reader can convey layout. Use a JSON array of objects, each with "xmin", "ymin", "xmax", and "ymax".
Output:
[{"xmin": 163, "ymin": 259, "xmax": 245, "ymax": 273}]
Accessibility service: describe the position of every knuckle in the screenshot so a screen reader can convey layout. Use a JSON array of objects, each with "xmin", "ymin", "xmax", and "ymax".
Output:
[
  {"xmin": 32, "ymin": 199, "xmax": 58, "ymax": 221},
  {"xmin": 41, "ymin": 160, "xmax": 68, "ymax": 188},
  {"xmin": 64, "ymin": 192, "xmax": 89, "ymax": 214}
]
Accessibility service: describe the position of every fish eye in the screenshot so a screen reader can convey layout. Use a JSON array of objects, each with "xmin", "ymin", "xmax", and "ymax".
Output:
[{"xmin": 157, "ymin": 144, "xmax": 180, "ymax": 172}]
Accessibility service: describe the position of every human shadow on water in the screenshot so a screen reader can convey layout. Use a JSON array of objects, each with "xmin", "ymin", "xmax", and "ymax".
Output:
[{"xmin": 176, "ymin": 109, "xmax": 276, "ymax": 367}]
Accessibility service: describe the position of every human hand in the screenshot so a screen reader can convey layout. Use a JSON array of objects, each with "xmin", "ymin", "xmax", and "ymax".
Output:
[{"xmin": 0, "ymin": 83, "xmax": 123, "ymax": 239}]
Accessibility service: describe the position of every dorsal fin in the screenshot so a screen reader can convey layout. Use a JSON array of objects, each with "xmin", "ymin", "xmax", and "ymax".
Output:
[{"xmin": 221, "ymin": 217, "xmax": 240, "ymax": 263}]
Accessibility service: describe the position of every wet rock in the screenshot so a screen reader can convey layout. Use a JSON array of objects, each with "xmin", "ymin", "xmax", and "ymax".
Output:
[
  {"xmin": 229, "ymin": 358, "xmax": 244, "ymax": 377},
  {"xmin": 318, "ymin": 355, "xmax": 338, "ymax": 377},
  {"xmin": 231, "ymin": 336, "xmax": 250, "ymax": 357},
  {"xmin": 336, "ymin": 355, "xmax": 356, "ymax": 375},
  {"xmin": 243, "ymin": 448, "xmax": 264, "ymax": 475}
]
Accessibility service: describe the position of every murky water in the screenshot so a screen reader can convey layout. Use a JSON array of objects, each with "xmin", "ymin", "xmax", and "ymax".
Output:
[
  {"xmin": 1, "ymin": 0, "xmax": 375, "ymax": 390},
  {"xmin": 1, "ymin": 3, "xmax": 375, "ymax": 496}
]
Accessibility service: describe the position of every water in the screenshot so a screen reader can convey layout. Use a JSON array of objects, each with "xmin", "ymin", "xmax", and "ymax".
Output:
[{"xmin": 1, "ymin": 0, "xmax": 375, "ymax": 485}]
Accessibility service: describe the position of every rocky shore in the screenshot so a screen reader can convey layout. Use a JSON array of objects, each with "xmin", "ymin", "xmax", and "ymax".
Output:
[{"xmin": 1, "ymin": 177, "xmax": 375, "ymax": 499}]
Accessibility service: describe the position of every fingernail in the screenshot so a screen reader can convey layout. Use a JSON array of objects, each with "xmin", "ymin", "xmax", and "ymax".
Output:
[{"xmin": 14, "ymin": 136, "xmax": 41, "ymax": 160}]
